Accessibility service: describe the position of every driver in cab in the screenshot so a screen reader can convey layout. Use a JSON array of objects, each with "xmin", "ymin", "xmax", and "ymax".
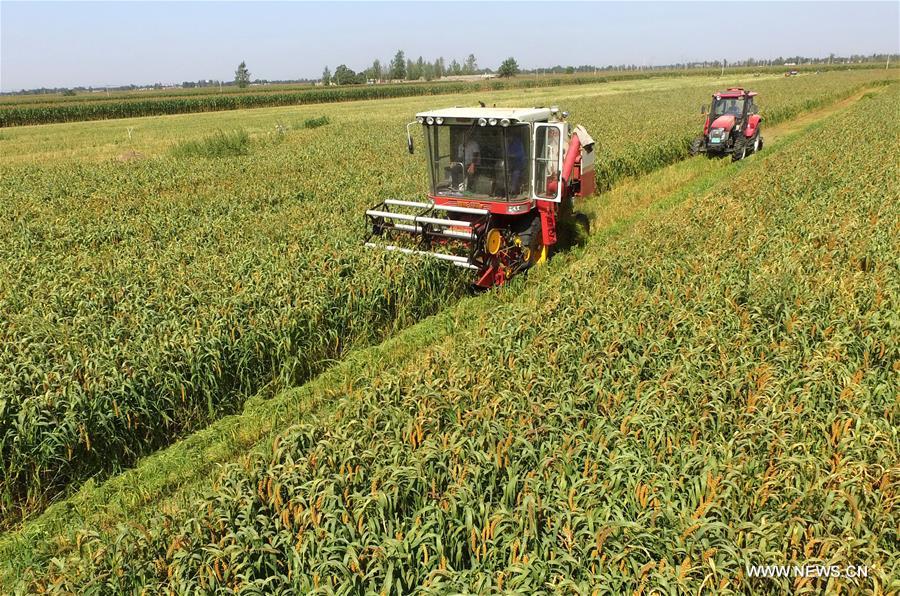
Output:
[{"xmin": 457, "ymin": 135, "xmax": 480, "ymax": 176}]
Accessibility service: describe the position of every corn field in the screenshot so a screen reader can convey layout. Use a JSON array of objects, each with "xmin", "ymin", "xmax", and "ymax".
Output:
[
  {"xmin": 14, "ymin": 80, "xmax": 897, "ymax": 595},
  {"xmin": 0, "ymin": 70, "xmax": 895, "ymax": 530},
  {"xmin": 0, "ymin": 76, "xmax": 605, "ymax": 127}
]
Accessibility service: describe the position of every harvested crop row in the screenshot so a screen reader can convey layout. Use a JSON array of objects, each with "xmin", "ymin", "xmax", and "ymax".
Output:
[
  {"xmin": 0, "ymin": 71, "xmax": 893, "ymax": 527},
  {"xmin": 19, "ymin": 84, "xmax": 897, "ymax": 594}
]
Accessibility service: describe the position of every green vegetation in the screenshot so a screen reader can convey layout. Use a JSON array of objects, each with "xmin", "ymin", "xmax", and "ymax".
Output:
[
  {"xmin": 0, "ymin": 69, "xmax": 895, "ymax": 538},
  {"xmin": 0, "ymin": 77, "xmax": 600, "ymax": 127},
  {"xmin": 8, "ymin": 79, "xmax": 896, "ymax": 596},
  {"xmin": 171, "ymin": 129, "xmax": 251, "ymax": 158},
  {"xmin": 2, "ymin": 64, "xmax": 893, "ymax": 127},
  {"xmin": 299, "ymin": 115, "xmax": 330, "ymax": 130}
]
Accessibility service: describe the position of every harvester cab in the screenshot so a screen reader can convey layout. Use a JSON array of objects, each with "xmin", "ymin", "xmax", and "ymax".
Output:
[
  {"xmin": 690, "ymin": 87, "xmax": 763, "ymax": 161},
  {"xmin": 365, "ymin": 106, "xmax": 596, "ymax": 288}
]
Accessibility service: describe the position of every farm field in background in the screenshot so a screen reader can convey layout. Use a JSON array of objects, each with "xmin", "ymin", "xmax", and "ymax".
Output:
[
  {"xmin": 0, "ymin": 69, "xmax": 895, "ymax": 529},
  {"xmin": 1, "ymin": 63, "xmax": 885, "ymax": 124},
  {"xmin": 7, "ymin": 76, "xmax": 897, "ymax": 595}
]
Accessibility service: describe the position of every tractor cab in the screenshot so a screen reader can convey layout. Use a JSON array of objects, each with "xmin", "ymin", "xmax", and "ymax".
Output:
[
  {"xmin": 365, "ymin": 106, "xmax": 596, "ymax": 288},
  {"xmin": 708, "ymin": 88, "xmax": 758, "ymax": 124}
]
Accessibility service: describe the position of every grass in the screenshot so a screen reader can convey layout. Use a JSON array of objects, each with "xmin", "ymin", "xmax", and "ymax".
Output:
[
  {"xmin": 170, "ymin": 129, "xmax": 251, "ymax": 158},
  {"xmin": 297, "ymin": 115, "xmax": 330, "ymax": 129}
]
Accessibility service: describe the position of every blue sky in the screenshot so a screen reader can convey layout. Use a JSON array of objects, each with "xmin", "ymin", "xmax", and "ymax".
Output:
[{"xmin": 1, "ymin": 1, "xmax": 898, "ymax": 91}]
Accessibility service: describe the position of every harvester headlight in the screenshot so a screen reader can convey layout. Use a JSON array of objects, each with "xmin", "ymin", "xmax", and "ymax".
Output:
[
  {"xmin": 478, "ymin": 118, "xmax": 487, "ymax": 127},
  {"xmin": 435, "ymin": 117, "xmax": 444, "ymax": 125},
  {"xmin": 485, "ymin": 228, "xmax": 503, "ymax": 255},
  {"xmin": 500, "ymin": 118, "xmax": 510, "ymax": 127},
  {"xmin": 489, "ymin": 118, "xmax": 498, "ymax": 126},
  {"xmin": 417, "ymin": 116, "xmax": 425, "ymax": 124},
  {"xmin": 426, "ymin": 117, "xmax": 434, "ymax": 125}
]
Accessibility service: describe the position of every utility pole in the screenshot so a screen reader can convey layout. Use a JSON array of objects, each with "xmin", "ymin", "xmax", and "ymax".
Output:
[{"xmin": 720, "ymin": 59, "xmax": 725, "ymax": 77}]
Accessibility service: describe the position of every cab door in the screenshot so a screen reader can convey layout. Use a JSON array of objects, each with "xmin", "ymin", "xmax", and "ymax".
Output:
[{"xmin": 532, "ymin": 122, "xmax": 566, "ymax": 202}]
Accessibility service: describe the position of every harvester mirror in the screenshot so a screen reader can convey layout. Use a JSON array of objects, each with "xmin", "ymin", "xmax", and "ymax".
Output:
[{"xmin": 701, "ymin": 104, "xmax": 708, "ymax": 114}]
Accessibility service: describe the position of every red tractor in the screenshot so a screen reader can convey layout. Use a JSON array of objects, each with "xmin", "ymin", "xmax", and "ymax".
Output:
[
  {"xmin": 690, "ymin": 87, "xmax": 763, "ymax": 161},
  {"xmin": 365, "ymin": 106, "xmax": 596, "ymax": 288}
]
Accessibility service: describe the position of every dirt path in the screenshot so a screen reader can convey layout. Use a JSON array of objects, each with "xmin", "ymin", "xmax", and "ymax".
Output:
[{"xmin": 763, "ymin": 86, "xmax": 882, "ymax": 144}]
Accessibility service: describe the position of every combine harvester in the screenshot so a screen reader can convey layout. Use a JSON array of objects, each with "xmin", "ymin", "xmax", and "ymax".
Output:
[
  {"xmin": 365, "ymin": 106, "xmax": 595, "ymax": 288},
  {"xmin": 691, "ymin": 87, "xmax": 764, "ymax": 161}
]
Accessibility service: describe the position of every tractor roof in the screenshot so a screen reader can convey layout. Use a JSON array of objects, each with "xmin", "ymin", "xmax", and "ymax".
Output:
[
  {"xmin": 714, "ymin": 87, "xmax": 758, "ymax": 99},
  {"xmin": 416, "ymin": 106, "xmax": 553, "ymax": 123}
]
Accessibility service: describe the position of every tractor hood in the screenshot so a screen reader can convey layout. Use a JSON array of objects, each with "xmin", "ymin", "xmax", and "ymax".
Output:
[{"xmin": 710, "ymin": 114, "xmax": 736, "ymax": 131}]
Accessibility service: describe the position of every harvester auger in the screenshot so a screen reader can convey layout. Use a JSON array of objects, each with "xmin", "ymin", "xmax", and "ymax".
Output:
[
  {"xmin": 690, "ymin": 87, "xmax": 763, "ymax": 161},
  {"xmin": 365, "ymin": 106, "xmax": 596, "ymax": 288}
]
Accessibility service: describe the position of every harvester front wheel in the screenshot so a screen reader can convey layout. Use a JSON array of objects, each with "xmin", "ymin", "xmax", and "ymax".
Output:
[{"xmin": 518, "ymin": 216, "xmax": 545, "ymax": 267}]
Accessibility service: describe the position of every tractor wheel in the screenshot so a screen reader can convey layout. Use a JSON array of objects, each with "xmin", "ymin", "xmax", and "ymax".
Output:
[
  {"xmin": 689, "ymin": 138, "xmax": 703, "ymax": 156},
  {"xmin": 732, "ymin": 138, "xmax": 748, "ymax": 162},
  {"xmin": 517, "ymin": 215, "xmax": 545, "ymax": 267},
  {"xmin": 753, "ymin": 134, "xmax": 763, "ymax": 153}
]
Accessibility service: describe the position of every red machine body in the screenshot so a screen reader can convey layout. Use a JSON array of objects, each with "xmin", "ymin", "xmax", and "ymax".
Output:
[
  {"xmin": 693, "ymin": 88, "xmax": 764, "ymax": 161},
  {"xmin": 366, "ymin": 107, "xmax": 596, "ymax": 288}
]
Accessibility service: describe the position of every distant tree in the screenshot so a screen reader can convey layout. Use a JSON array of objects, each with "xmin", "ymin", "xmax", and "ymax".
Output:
[
  {"xmin": 463, "ymin": 54, "xmax": 477, "ymax": 74},
  {"xmin": 450, "ymin": 59, "xmax": 462, "ymax": 75},
  {"xmin": 235, "ymin": 61, "xmax": 251, "ymax": 88},
  {"xmin": 333, "ymin": 64, "xmax": 356, "ymax": 85},
  {"xmin": 322, "ymin": 66, "xmax": 332, "ymax": 85},
  {"xmin": 434, "ymin": 57, "xmax": 445, "ymax": 79},
  {"xmin": 62, "ymin": 89, "xmax": 77, "ymax": 96},
  {"xmin": 416, "ymin": 56, "xmax": 425, "ymax": 80},
  {"xmin": 498, "ymin": 57, "xmax": 519, "ymax": 78},
  {"xmin": 371, "ymin": 59, "xmax": 382, "ymax": 81},
  {"xmin": 390, "ymin": 50, "xmax": 406, "ymax": 80},
  {"xmin": 565, "ymin": 65, "xmax": 575, "ymax": 75}
]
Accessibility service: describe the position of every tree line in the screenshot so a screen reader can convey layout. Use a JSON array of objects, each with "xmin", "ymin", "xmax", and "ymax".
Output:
[{"xmin": 322, "ymin": 51, "xmax": 494, "ymax": 86}]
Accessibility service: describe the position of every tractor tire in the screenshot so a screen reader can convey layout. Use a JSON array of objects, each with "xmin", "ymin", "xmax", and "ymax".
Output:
[
  {"xmin": 689, "ymin": 137, "xmax": 703, "ymax": 156},
  {"xmin": 732, "ymin": 138, "xmax": 748, "ymax": 162},
  {"xmin": 753, "ymin": 134, "xmax": 763, "ymax": 153},
  {"xmin": 517, "ymin": 215, "xmax": 545, "ymax": 267}
]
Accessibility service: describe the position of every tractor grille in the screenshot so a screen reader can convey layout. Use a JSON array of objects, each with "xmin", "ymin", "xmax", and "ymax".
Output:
[{"xmin": 709, "ymin": 128, "xmax": 727, "ymax": 144}]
